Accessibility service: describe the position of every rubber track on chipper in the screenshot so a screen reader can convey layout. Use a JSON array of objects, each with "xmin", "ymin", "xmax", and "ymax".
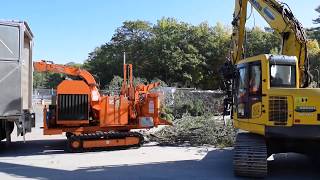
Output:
[
  {"xmin": 233, "ymin": 133, "xmax": 268, "ymax": 177},
  {"xmin": 67, "ymin": 132, "xmax": 144, "ymax": 152}
]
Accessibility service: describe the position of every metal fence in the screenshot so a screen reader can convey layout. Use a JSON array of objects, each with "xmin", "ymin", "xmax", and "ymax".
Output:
[
  {"xmin": 32, "ymin": 88, "xmax": 225, "ymax": 114},
  {"xmin": 32, "ymin": 89, "xmax": 56, "ymax": 105}
]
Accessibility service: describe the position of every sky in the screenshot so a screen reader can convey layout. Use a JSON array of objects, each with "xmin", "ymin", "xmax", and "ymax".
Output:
[{"xmin": 2, "ymin": 0, "xmax": 319, "ymax": 64}]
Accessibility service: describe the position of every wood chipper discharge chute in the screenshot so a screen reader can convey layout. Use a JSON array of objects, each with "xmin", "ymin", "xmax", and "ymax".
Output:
[{"xmin": 34, "ymin": 60, "xmax": 171, "ymax": 152}]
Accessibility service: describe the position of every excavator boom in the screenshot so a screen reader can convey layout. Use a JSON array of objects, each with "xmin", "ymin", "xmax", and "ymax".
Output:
[{"xmin": 232, "ymin": 0, "xmax": 310, "ymax": 87}]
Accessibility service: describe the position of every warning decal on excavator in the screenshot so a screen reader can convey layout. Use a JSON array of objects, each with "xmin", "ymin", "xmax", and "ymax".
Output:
[
  {"xmin": 263, "ymin": 7, "xmax": 275, "ymax": 21},
  {"xmin": 295, "ymin": 97, "xmax": 308, "ymax": 106},
  {"xmin": 251, "ymin": 102, "xmax": 262, "ymax": 119}
]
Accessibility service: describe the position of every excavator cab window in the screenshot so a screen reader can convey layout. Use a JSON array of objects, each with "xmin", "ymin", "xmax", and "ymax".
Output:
[
  {"xmin": 270, "ymin": 64, "xmax": 296, "ymax": 88},
  {"xmin": 236, "ymin": 65, "xmax": 248, "ymax": 118},
  {"xmin": 236, "ymin": 62, "xmax": 262, "ymax": 119},
  {"xmin": 249, "ymin": 64, "xmax": 262, "ymax": 94}
]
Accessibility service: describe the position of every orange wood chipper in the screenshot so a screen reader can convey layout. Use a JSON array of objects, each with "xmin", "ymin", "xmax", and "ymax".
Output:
[{"xmin": 33, "ymin": 60, "xmax": 171, "ymax": 152}]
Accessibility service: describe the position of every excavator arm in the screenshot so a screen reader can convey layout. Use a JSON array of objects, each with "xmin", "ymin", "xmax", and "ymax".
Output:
[{"xmin": 232, "ymin": 0, "xmax": 310, "ymax": 87}]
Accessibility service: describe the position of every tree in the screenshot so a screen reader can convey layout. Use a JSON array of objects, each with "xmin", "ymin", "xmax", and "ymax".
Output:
[
  {"xmin": 85, "ymin": 19, "xmax": 232, "ymax": 89},
  {"xmin": 84, "ymin": 18, "xmax": 282, "ymax": 90},
  {"xmin": 307, "ymin": 5, "xmax": 320, "ymax": 83},
  {"xmin": 245, "ymin": 27, "xmax": 281, "ymax": 57},
  {"xmin": 308, "ymin": 6, "xmax": 320, "ymax": 44},
  {"xmin": 308, "ymin": 30, "xmax": 320, "ymax": 44},
  {"xmin": 33, "ymin": 72, "xmax": 45, "ymax": 88},
  {"xmin": 308, "ymin": 39, "xmax": 320, "ymax": 80},
  {"xmin": 196, "ymin": 23, "xmax": 231, "ymax": 89},
  {"xmin": 314, "ymin": 5, "xmax": 320, "ymax": 28},
  {"xmin": 151, "ymin": 18, "xmax": 208, "ymax": 87},
  {"xmin": 107, "ymin": 75, "xmax": 123, "ymax": 91},
  {"xmin": 84, "ymin": 20, "xmax": 153, "ymax": 87},
  {"xmin": 43, "ymin": 73, "xmax": 64, "ymax": 89}
]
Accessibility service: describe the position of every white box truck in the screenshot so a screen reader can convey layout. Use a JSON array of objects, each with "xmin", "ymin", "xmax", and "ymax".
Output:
[{"xmin": 0, "ymin": 20, "xmax": 35, "ymax": 144}]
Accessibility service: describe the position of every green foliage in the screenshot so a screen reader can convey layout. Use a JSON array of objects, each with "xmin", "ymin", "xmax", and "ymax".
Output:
[
  {"xmin": 307, "ymin": 5, "xmax": 320, "ymax": 84},
  {"xmin": 308, "ymin": 6, "xmax": 320, "ymax": 46},
  {"xmin": 307, "ymin": 39, "xmax": 320, "ymax": 81},
  {"xmin": 161, "ymin": 89, "xmax": 224, "ymax": 120},
  {"xmin": 314, "ymin": 5, "xmax": 320, "ymax": 29},
  {"xmin": 133, "ymin": 77, "xmax": 148, "ymax": 86},
  {"xmin": 160, "ymin": 106, "xmax": 174, "ymax": 122},
  {"xmin": 244, "ymin": 27, "xmax": 281, "ymax": 57},
  {"xmin": 151, "ymin": 78, "xmax": 168, "ymax": 87},
  {"xmin": 107, "ymin": 75, "xmax": 123, "ymax": 90},
  {"xmin": 84, "ymin": 19, "xmax": 281, "ymax": 90},
  {"xmin": 44, "ymin": 73, "xmax": 64, "ymax": 89},
  {"xmin": 33, "ymin": 71, "xmax": 63, "ymax": 89},
  {"xmin": 33, "ymin": 72, "xmax": 44, "ymax": 88},
  {"xmin": 173, "ymin": 98, "xmax": 206, "ymax": 118},
  {"xmin": 149, "ymin": 115, "xmax": 236, "ymax": 147},
  {"xmin": 308, "ymin": 30, "xmax": 320, "ymax": 44}
]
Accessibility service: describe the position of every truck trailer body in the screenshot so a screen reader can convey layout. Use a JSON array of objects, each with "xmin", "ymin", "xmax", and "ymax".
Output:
[{"xmin": 0, "ymin": 20, "xmax": 35, "ymax": 142}]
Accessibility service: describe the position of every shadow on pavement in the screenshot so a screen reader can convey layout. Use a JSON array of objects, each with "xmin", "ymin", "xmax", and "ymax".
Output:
[
  {"xmin": 268, "ymin": 153, "xmax": 320, "ymax": 179},
  {"xmin": 0, "ymin": 139, "xmax": 66, "ymax": 157},
  {"xmin": 0, "ymin": 149, "xmax": 235, "ymax": 180},
  {"xmin": 0, "ymin": 139, "xmax": 320, "ymax": 179},
  {"xmin": 0, "ymin": 139, "xmax": 163, "ymax": 157}
]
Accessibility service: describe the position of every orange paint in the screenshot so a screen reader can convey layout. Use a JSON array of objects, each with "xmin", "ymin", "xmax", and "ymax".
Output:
[
  {"xmin": 82, "ymin": 137, "xmax": 139, "ymax": 148},
  {"xmin": 35, "ymin": 61, "xmax": 171, "ymax": 150}
]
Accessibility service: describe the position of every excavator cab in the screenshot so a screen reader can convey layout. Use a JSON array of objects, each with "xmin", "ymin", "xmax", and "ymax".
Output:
[
  {"xmin": 231, "ymin": 54, "xmax": 320, "ymax": 177},
  {"xmin": 226, "ymin": 0, "xmax": 320, "ymax": 177},
  {"xmin": 234, "ymin": 54, "xmax": 298, "ymax": 121}
]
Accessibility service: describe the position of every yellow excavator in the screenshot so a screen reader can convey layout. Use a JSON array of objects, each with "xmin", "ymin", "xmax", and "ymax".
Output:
[{"xmin": 221, "ymin": 0, "xmax": 320, "ymax": 177}]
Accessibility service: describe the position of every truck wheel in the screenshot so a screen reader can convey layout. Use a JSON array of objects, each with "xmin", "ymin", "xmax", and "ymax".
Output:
[{"xmin": 0, "ymin": 121, "xmax": 14, "ymax": 141}]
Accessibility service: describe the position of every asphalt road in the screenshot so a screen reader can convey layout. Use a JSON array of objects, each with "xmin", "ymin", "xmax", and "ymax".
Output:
[
  {"xmin": 0, "ymin": 105, "xmax": 320, "ymax": 179},
  {"xmin": 1, "ymin": 136, "xmax": 320, "ymax": 180}
]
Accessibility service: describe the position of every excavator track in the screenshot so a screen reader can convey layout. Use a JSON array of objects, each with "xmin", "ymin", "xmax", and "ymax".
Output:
[
  {"xmin": 67, "ymin": 131, "xmax": 144, "ymax": 152},
  {"xmin": 233, "ymin": 132, "xmax": 268, "ymax": 178}
]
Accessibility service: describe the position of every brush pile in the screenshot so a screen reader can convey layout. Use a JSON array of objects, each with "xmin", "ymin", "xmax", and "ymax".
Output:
[{"xmin": 147, "ymin": 115, "xmax": 236, "ymax": 147}]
